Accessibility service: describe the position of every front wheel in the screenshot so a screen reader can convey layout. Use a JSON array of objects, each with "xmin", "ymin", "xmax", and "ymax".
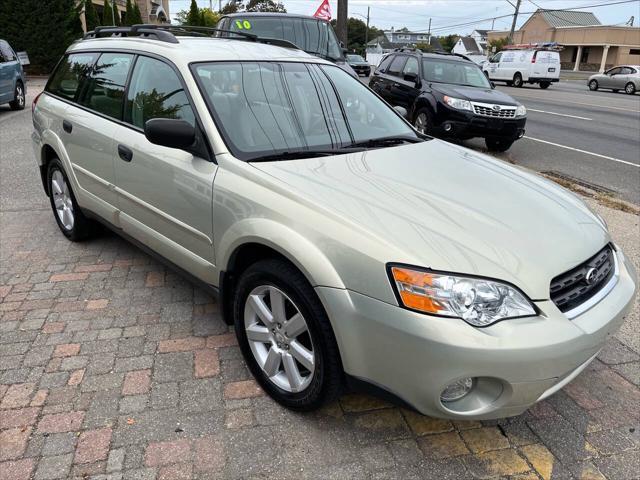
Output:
[
  {"xmin": 512, "ymin": 73, "xmax": 523, "ymax": 88},
  {"xmin": 47, "ymin": 158, "xmax": 96, "ymax": 241},
  {"xmin": 625, "ymin": 82, "xmax": 636, "ymax": 95},
  {"xmin": 233, "ymin": 259, "xmax": 343, "ymax": 411},
  {"xmin": 588, "ymin": 80, "xmax": 598, "ymax": 91},
  {"xmin": 413, "ymin": 108, "xmax": 434, "ymax": 135},
  {"xmin": 9, "ymin": 82, "xmax": 25, "ymax": 110},
  {"xmin": 485, "ymin": 137, "xmax": 515, "ymax": 152},
  {"xmin": 539, "ymin": 81, "xmax": 550, "ymax": 89}
]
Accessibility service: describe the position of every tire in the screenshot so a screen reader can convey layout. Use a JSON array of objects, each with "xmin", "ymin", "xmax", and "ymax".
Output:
[
  {"xmin": 588, "ymin": 80, "xmax": 598, "ymax": 91},
  {"xmin": 539, "ymin": 81, "xmax": 550, "ymax": 89},
  {"xmin": 485, "ymin": 137, "xmax": 514, "ymax": 152},
  {"xmin": 625, "ymin": 83, "xmax": 636, "ymax": 95},
  {"xmin": 9, "ymin": 81, "xmax": 25, "ymax": 110},
  {"xmin": 413, "ymin": 108, "xmax": 434, "ymax": 136},
  {"xmin": 233, "ymin": 259, "xmax": 343, "ymax": 411},
  {"xmin": 512, "ymin": 73, "xmax": 523, "ymax": 88},
  {"xmin": 47, "ymin": 158, "xmax": 96, "ymax": 241}
]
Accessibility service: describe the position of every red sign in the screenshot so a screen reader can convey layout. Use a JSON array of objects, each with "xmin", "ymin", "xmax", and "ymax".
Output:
[{"xmin": 313, "ymin": 0, "xmax": 332, "ymax": 21}]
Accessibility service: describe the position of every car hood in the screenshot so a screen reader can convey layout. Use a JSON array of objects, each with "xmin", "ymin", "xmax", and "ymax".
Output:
[
  {"xmin": 251, "ymin": 140, "xmax": 609, "ymax": 300},
  {"xmin": 431, "ymin": 83, "xmax": 520, "ymax": 105}
]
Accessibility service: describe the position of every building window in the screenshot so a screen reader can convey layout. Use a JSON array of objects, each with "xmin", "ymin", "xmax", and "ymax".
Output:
[
  {"xmin": 581, "ymin": 47, "xmax": 590, "ymax": 63},
  {"xmin": 630, "ymin": 48, "xmax": 640, "ymax": 56}
]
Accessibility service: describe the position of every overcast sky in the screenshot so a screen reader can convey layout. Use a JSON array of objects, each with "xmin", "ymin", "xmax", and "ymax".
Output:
[{"xmin": 169, "ymin": 0, "xmax": 640, "ymax": 35}]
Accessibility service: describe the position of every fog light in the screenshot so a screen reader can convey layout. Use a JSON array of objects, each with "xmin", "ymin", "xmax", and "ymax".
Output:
[
  {"xmin": 518, "ymin": 130, "xmax": 525, "ymax": 138},
  {"xmin": 443, "ymin": 123, "xmax": 453, "ymax": 132},
  {"xmin": 440, "ymin": 378, "xmax": 474, "ymax": 402}
]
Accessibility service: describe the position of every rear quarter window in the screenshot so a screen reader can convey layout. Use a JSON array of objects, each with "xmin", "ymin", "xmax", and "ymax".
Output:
[{"xmin": 47, "ymin": 53, "xmax": 99, "ymax": 101}]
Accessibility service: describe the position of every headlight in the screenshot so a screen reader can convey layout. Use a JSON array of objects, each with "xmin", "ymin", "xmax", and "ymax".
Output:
[
  {"xmin": 443, "ymin": 96, "xmax": 472, "ymax": 111},
  {"xmin": 389, "ymin": 266, "xmax": 536, "ymax": 327},
  {"xmin": 515, "ymin": 104, "xmax": 527, "ymax": 117}
]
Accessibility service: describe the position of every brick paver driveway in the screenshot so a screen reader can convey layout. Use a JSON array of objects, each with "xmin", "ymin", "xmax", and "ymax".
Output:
[{"xmin": 1, "ymin": 80, "xmax": 639, "ymax": 480}]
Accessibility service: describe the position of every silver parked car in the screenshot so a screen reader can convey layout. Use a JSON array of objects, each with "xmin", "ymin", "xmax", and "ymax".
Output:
[
  {"xmin": 32, "ymin": 26, "xmax": 637, "ymax": 419},
  {"xmin": 588, "ymin": 65, "xmax": 639, "ymax": 94}
]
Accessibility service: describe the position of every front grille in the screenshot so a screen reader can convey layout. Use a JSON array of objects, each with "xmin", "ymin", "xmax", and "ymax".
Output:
[
  {"xmin": 472, "ymin": 103, "xmax": 516, "ymax": 118},
  {"xmin": 550, "ymin": 245, "xmax": 615, "ymax": 313}
]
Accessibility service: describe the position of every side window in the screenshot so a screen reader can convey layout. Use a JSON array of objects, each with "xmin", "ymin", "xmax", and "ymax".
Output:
[
  {"xmin": 387, "ymin": 55, "xmax": 407, "ymax": 77},
  {"xmin": 0, "ymin": 41, "xmax": 16, "ymax": 62},
  {"xmin": 78, "ymin": 53, "xmax": 133, "ymax": 120},
  {"xmin": 491, "ymin": 53, "xmax": 502, "ymax": 63},
  {"xmin": 47, "ymin": 53, "xmax": 98, "ymax": 101},
  {"xmin": 377, "ymin": 55, "xmax": 393, "ymax": 72},
  {"xmin": 402, "ymin": 57, "xmax": 419, "ymax": 76},
  {"xmin": 124, "ymin": 56, "xmax": 195, "ymax": 130},
  {"xmin": 608, "ymin": 67, "xmax": 621, "ymax": 75},
  {"xmin": 620, "ymin": 67, "xmax": 632, "ymax": 75}
]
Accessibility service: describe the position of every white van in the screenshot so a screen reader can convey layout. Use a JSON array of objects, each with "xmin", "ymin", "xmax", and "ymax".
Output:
[{"xmin": 483, "ymin": 48, "xmax": 560, "ymax": 89}]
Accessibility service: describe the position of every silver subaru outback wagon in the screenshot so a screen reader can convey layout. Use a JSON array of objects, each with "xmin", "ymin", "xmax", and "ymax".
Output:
[{"xmin": 32, "ymin": 26, "xmax": 637, "ymax": 420}]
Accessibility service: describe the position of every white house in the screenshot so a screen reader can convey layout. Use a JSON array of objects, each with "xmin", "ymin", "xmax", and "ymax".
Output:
[{"xmin": 471, "ymin": 29, "xmax": 489, "ymax": 54}]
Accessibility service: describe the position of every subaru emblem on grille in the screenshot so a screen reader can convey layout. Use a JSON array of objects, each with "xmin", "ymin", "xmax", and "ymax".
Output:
[
  {"xmin": 584, "ymin": 267, "xmax": 597, "ymax": 285},
  {"xmin": 492, "ymin": 105, "xmax": 501, "ymax": 112}
]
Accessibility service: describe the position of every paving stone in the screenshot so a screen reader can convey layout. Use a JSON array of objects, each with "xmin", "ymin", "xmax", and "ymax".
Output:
[
  {"xmin": 119, "ymin": 395, "xmax": 148, "ymax": 414},
  {"xmin": 417, "ymin": 432, "xmax": 470, "ymax": 459},
  {"xmin": 0, "ymin": 382, "xmax": 35, "ymax": 409},
  {"xmin": 461, "ymin": 426, "xmax": 511, "ymax": 453},
  {"xmin": 179, "ymin": 379, "xmax": 221, "ymax": 413},
  {"xmin": 144, "ymin": 438, "xmax": 191, "ymax": 467},
  {"xmin": 38, "ymin": 411, "xmax": 84, "ymax": 433},
  {"xmin": 157, "ymin": 337, "xmax": 205, "ymax": 353},
  {"xmin": 224, "ymin": 408, "xmax": 254, "ymax": 429},
  {"xmin": 595, "ymin": 449, "xmax": 640, "ymax": 480},
  {"xmin": 150, "ymin": 382, "xmax": 179, "ymax": 410},
  {"xmin": 107, "ymin": 447, "xmax": 126, "ymax": 473},
  {"xmin": 122, "ymin": 370, "xmax": 151, "ymax": 396},
  {"xmin": 34, "ymin": 453, "xmax": 73, "ymax": 480},
  {"xmin": 0, "ymin": 458, "xmax": 35, "ymax": 480},
  {"xmin": 463, "ymin": 449, "xmax": 531, "ymax": 478},
  {"xmin": 0, "ymin": 426, "xmax": 31, "ymax": 461},
  {"xmin": 612, "ymin": 361, "xmax": 640, "ymax": 386},
  {"xmin": 402, "ymin": 409, "xmax": 453, "ymax": 436},
  {"xmin": 82, "ymin": 373, "xmax": 125, "ymax": 393},
  {"xmin": 222, "ymin": 379, "xmax": 263, "ymax": 400},
  {"xmin": 42, "ymin": 432, "xmax": 77, "ymax": 457},
  {"xmin": 527, "ymin": 415, "xmax": 594, "ymax": 464},
  {"xmin": 153, "ymin": 352, "xmax": 194, "ymax": 383},
  {"xmin": 75, "ymin": 427, "xmax": 112, "ymax": 464},
  {"xmin": 114, "ymin": 356, "xmax": 153, "ymax": 373},
  {"xmin": 598, "ymin": 337, "xmax": 640, "ymax": 365},
  {"xmin": 339, "ymin": 393, "xmax": 391, "ymax": 413},
  {"xmin": 586, "ymin": 428, "xmax": 636, "ymax": 455},
  {"xmin": 52, "ymin": 343, "xmax": 80, "ymax": 358},
  {"xmin": 0, "ymin": 406, "xmax": 40, "ymax": 429},
  {"xmin": 194, "ymin": 349, "xmax": 220, "ymax": 378}
]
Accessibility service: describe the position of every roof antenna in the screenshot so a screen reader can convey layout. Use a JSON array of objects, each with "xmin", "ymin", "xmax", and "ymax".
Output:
[{"xmin": 626, "ymin": 15, "xmax": 634, "ymax": 26}]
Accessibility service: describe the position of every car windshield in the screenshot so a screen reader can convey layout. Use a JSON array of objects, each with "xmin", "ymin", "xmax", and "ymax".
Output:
[
  {"xmin": 193, "ymin": 62, "xmax": 420, "ymax": 161},
  {"xmin": 347, "ymin": 54, "xmax": 365, "ymax": 62},
  {"xmin": 226, "ymin": 17, "xmax": 343, "ymax": 61},
  {"xmin": 422, "ymin": 59, "xmax": 491, "ymax": 88}
]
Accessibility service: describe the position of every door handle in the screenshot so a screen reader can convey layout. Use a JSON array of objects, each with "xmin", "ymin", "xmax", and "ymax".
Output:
[
  {"xmin": 62, "ymin": 120, "xmax": 72, "ymax": 134},
  {"xmin": 117, "ymin": 144, "xmax": 133, "ymax": 162}
]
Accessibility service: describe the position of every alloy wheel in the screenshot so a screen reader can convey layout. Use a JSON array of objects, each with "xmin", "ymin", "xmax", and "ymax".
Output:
[
  {"xmin": 244, "ymin": 285, "xmax": 315, "ymax": 393},
  {"xmin": 626, "ymin": 83, "xmax": 635, "ymax": 94},
  {"xmin": 51, "ymin": 170, "xmax": 74, "ymax": 230},
  {"xmin": 16, "ymin": 85, "xmax": 25, "ymax": 107},
  {"xmin": 415, "ymin": 113, "xmax": 428, "ymax": 134}
]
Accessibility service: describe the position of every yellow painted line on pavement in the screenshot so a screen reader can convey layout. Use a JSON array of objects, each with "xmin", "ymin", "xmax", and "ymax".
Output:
[
  {"xmin": 527, "ymin": 109, "xmax": 592, "ymax": 121},
  {"xmin": 523, "ymin": 136, "xmax": 640, "ymax": 168}
]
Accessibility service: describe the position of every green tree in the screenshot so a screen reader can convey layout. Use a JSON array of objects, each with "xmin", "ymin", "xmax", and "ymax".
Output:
[
  {"xmin": 331, "ymin": 18, "xmax": 382, "ymax": 55},
  {"xmin": 84, "ymin": 0, "xmax": 100, "ymax": 31},
  {"xmin": 132, "ymin": 1, "xmax": 143, "ymax": 24},
  {"xmin": 221, "ymin": 1, "xmax": 240, "ymax": 14},
  {"xmin": 201, "ymin": 8, "xmax": 220, "ymax": 26},
  {"xmin": 415, "ymin": 42, "xmax": 434, "ymax": 52},
  {"xmin": 102, "ymin": 0, "xmax": 113, "ymax": 26},
  {"xmin": 245, "ymin": 0, "xmax": 286, "ymax": 12},
  {"xmin": 186, "ymin": 0, "xmax": 201, "ymax": 25},
  {"xmin": 438, "ymin": 34, "xmax": 459, "ymax": 53},
  {"xmin": 124, "ymin": 0, "xmax": 134, "ymax": 25},
  {"xmin": 488, "ymin": 37, "xmax": 508, "ymax": 54}
]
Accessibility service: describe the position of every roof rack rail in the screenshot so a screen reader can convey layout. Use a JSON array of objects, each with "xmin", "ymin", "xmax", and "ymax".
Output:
[
  {"xmin": 83, "ymin": 24, "xmax": 300, "ymax": 50},
  {"xmin": 428, "ymin": 50, "xmax": 472, "ymax": 61},
  {"xmin": 393, "ymin": 47, "xmax": 419, "ymax": 53}
]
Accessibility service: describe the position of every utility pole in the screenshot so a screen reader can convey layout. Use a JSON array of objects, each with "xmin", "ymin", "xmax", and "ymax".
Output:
[
  {"xmin": 427, "ymin": 18, "xmax": 431, "ymax": 42},
  {"xmin": 112, "ymin": 0, "xmax": 116, "ymax": 25},
  {"xmin": 337, "ymin": 0, "xmax": 348, "ymax": 46},
  {"xmin": 491, "ymin": 17, "xmax": 495, "ymax": 30},
  {"xmin": 508, "ymin": 0, "xmax": 521, "ymax": 44},
  {"xmin": 364, "ymin": 7, "xmax": 370, "ymax": 50}
]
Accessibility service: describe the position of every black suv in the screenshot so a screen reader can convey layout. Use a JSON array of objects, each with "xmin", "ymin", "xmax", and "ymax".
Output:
[{"xmin": 369, "ymin": 49, "xmax": 527, "ymax": 152}]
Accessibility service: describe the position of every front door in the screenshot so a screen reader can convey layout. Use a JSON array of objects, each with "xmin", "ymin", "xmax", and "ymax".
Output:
[
  {"xmin": 112, "ymin": 55, "xmax": 217, "ymax": 283},
  {"xmin": 600, "ymin": 67, "xmax": 621, "ymax": 88}
]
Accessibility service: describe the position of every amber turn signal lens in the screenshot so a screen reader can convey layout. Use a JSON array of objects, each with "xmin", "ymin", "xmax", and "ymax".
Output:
[{"xmin": 391, "ymin": 267, "xmax": 441, "ymax": 314}]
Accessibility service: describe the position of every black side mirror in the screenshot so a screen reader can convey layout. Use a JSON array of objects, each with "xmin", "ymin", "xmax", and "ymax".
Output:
[
  {"xmin": 404, "ymin": 72, "xmax": 420, "ymax": 87},
  {"xmin": 144, "ymin": 118, "xmax": 211, "ymax": 159},
  {"xmin": 490, "ymin": 81, "xmax": 496, "ymax": 89}
]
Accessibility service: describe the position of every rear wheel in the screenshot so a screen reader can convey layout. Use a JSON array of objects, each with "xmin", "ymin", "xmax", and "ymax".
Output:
[
  {"xmin": 512, "ymin": 73, "xmax": 523, "ymax": 88},
  {"xmin": 47, "ymin": 158, "xmax": 96, "ymax": 241},
  {"xmin": 625, "ymin": 82, "xmax": 636, "ymax": 95},
  {"xmin": 9, "ymin": 82, "xmax": 25, "ymax": 110},
  {"xmin": 539, "ymin": 81, "xmax": 550, "ymax": 89},
  {"xmin": 485, "ymin": 137, "xmax": 514, "ymax": 152},
  {"xmin": 588, "ymin": 80, "xmax": 598, "ymax": 91},
  {"xmin": 413, "ymin": 108, "xmax": 433, "ymax": 135},
  {"xmin": 233, "ymin": 259, "xmax": 342, "ymax": 411}
]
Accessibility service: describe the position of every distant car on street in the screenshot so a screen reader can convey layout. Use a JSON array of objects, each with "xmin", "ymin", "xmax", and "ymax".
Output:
[
  {"xmin": 346, "ymin": 54, "xmax": 371, "ymax": 76},
  {"xmin": 216, "ymin": 13, "xmax": 358, "ymax": 78},
  {"xmin": 370, "ymin": 48, "xmax": 527, "ymax": 152},
  {"xmin": 483, "ymin": 44, "xmax": 560, "ymax": 89},
  {"xmin": 588, "ymin": 66, "xmax": 639, "ymax": 95},
  {"xmin": 0, "ymin": 39, "xmax": 26, "ymax": 110}
]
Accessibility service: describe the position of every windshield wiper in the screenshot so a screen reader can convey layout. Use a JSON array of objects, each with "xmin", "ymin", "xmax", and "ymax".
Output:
[
  {"xmin": 247, "ymin": 148, "xmax": 363, "ymax": 163},
  {"xmin": 346, "ymin": 136, "xmax": 423, "ymax": 149}
]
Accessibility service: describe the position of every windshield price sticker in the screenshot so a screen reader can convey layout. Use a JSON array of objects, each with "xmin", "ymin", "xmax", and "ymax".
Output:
[{"xmin": 235, "ymin": 20, "xmax": 252, "ymax": 30}]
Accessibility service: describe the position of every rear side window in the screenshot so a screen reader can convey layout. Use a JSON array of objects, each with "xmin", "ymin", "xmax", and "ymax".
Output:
[
  {"xmin": 0, "ymin": 40, "xmax": 16, "ymax": 62},
  {"xmin": 78, "ymin": 53, "xmax": 133, "ymax": 120},
  {"xmin": 47, "ymin": 53, "xmax": 98, "ymax": 101},
  {"xmin": 124, "ymin": 56, "xmax": 195, "ymax": 129},
  {"xmin": 387, "ymin": 56, "xmax": 407, "ymax": 76},
  {"xmin": 403, "ymin": 57, "xmax": 419, "ymax": 75},
  {"xmin": 377, "ymin": 55, "xmax": 393, "ymax": 72}
]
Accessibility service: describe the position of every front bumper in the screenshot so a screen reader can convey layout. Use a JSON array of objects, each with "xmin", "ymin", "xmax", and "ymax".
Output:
[
  {"xmin": 351, "ymin": 65, "xmax": 371, "ymax": 76},
  {"xmin": 434, "ymin": 107, "xmax": 526, "ymax": 140},
  {"xmin": 317, "ymin": 248, "xmax": 637, "ymax": 419}
]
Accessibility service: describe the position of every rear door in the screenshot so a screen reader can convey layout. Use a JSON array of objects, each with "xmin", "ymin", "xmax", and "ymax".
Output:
[
  {"xmin": 369, "ymin": 54, "xmax": 393, "ymax": 95},
  {"xmin": 378, "ymin": 55, "xmax": 407, "ymax": 105},
  {"xmin": 112, "ymin": 55, "xmax": 217, "ymax": 282},
  {"xmin": 391, "ymin": 55, "xmax": 420, "ymax": 111},
  {"xmin": 532, "ymin": 51, "xmax": 559, "ymax": 80},
  {"xmin": 47, "ymin": 52, "xmax": 126, "ymax": 224}
]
